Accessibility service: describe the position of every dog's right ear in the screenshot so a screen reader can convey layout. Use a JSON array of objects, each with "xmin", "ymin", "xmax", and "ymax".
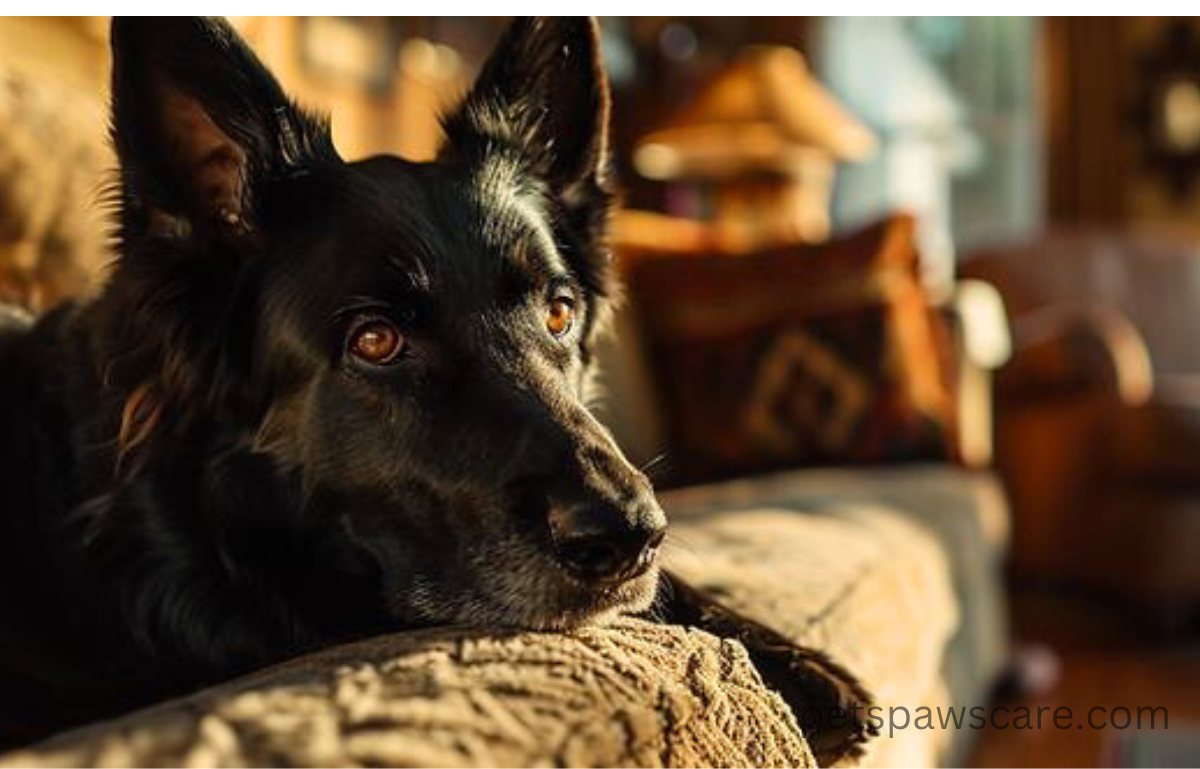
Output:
[{"xmin": 109, "ymin": 17, "xmax": 337, "ymax": 244}]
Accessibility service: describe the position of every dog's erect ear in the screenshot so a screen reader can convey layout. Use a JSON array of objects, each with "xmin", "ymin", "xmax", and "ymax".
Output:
[
  {"xmin": 443, "ymin": 17, "xmax": 611, "ymax": 197},
  {"xmin": 110, "ymin": 17, "xmax": 336, "ymax": 242},
  {"xmin": 443, "ymin": 17, "xmax": 617, "ymax": 332}
]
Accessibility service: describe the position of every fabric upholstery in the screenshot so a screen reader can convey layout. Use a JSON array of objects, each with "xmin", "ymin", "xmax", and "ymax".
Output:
[
  {"xmin": 661, "ymin": 464, "xmax": 1009, "ymax": 767},
  {"xmin": 0, "ymin": 62, "xmax": 109, "ymax": 310},
  {"xmin": 0, "ymin": 619, "xmax": 814, "ymax": 769},
  {"xmin": 665, "ymin": 486, "xmax": 958, "ymax": 767}
]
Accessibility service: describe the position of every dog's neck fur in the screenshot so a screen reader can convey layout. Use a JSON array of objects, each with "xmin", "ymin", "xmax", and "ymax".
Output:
[{"xmin": 0, "ymin": 301, "xmax": 383, "ymax": 720}]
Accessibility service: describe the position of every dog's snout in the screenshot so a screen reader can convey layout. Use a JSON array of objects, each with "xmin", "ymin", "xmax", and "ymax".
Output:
[
  {"xmin": 550, "ymin": 503, "xmax": 666, "ymax": 584},
  {"xmin": 497, "ymin": 382, "xmax": 668, "ymax": 586}
]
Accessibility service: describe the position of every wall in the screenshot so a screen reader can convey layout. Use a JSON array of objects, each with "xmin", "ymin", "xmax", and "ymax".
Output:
[
  {"xmin": 1045, "ymin": 16, "xmax": 1200, "ymax": 235},
  {"xmin": 0, "ymin": 16, "xmax": 466, "ymax": 163}
]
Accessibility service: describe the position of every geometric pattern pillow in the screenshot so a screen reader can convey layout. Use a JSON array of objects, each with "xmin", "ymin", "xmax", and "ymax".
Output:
[{"xmin": 625, "ymin": 215, "xmax": 958, "ymax": 483}]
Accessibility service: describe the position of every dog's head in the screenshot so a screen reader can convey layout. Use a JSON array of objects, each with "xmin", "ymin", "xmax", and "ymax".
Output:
[{"xmin": 103, "ymin": 17, "xmax": 665, "ymax": 630}]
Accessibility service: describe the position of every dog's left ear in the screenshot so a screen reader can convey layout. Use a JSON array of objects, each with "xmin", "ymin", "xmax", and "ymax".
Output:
[
  {"xmin": 441, "ymin": 17, "xmax": 619, "ymax": 281},
  {"xmin": 443, "ymin": 17, "xmax": 617, "ymax": 327},
  {"xmin": 444, "ymin": 17, "xmax": 611, "ymax": 199}
]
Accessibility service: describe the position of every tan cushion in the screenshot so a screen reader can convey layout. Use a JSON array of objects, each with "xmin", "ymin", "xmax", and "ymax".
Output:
[
  {"xmin": 665, "ymin": 499, "xmax": 960, "ymax": 767},
  {"xmin": 0, "ymin": 620, "xmax": 814, "ymax": 769}
]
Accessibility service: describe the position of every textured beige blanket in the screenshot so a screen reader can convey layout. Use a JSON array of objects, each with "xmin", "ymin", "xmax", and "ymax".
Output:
[{"xmin": 0, "ymin": 618, "xmax": 814, "ymax": 768}]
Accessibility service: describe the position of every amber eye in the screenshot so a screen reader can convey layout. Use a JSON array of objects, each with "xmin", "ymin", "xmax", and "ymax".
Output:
[
  {"xmin": 546, "ymin": 297, "xmax": 575, "ymax": 337},
  {"xmin": 348, "ymin": 319, "xmax": 405, "ymax": 365}
]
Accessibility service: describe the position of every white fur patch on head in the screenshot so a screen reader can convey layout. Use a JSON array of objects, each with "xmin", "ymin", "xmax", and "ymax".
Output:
[{"xmin": 471, "ymin": 155, "xmax": 566, "ymax": 275}]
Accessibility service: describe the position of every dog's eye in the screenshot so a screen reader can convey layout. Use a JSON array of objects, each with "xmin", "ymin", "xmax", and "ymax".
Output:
[
  {"xmin": 546, "ymin": 298, "xmax": 575, "ymax": 338},
  {"xmin": 348, "ymin": 319, "xmax": 405, "ymax": 365}
]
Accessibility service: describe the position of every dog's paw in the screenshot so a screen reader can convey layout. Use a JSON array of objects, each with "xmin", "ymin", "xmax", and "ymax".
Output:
[{"xmin": 746, "ymin": 638, "xmax": 879, "ymax": 766}]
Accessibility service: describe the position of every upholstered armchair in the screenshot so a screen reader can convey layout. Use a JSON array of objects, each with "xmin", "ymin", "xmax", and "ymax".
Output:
[{"xmin": 966, "ymin": 229, "xmax": 1200, "ymax": 625}]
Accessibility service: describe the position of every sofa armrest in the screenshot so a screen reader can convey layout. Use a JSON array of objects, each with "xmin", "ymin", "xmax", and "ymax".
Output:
[
  {"xmin": 663, "ymin": 471, "xmax": 967, "ymax": 768},
  {"xmin": 951, "ymin": 279, "xmax": 1013, "ymax": 371},
  {"xmin": 1001, "ymin": 303, "xmax": 1154, "ymax": 406},
  {"xmin": 945, "ymin": 279, "xmax": 1012, "ymax": 466},
  {"xmin": 0, "ymin": 620, "xmax": 815, "ymax": 769}
]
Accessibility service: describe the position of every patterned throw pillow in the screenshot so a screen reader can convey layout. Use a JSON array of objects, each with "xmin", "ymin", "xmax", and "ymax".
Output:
[{"xmin": 624, "ymin": 215, "xmax": 958, "ymax": 482}]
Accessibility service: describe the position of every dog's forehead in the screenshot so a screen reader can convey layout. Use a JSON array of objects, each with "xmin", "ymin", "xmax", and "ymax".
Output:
[
  {"xmin": 343, "ymin": 155, "xmax": 568, "ymax": 292},
  {"xmin": 466, "ymin": 155, "xmax": 563, "ymax": 267}
]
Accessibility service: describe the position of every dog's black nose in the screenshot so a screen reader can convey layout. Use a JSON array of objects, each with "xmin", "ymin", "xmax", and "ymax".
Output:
[{"xmin": 550, "ymin": 505, "xmax": 666, "ymax": 583}]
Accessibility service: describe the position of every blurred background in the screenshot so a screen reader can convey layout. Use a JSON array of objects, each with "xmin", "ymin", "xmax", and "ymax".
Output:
[{"xmin": 4, "ymin": 16, "xmax": 1200, "ymax": 768}]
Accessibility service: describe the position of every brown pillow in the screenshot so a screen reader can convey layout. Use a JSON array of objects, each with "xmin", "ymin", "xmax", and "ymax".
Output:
[{"xmin": 624, "ymin": 215, "xmax": 957, "ymax": 482}]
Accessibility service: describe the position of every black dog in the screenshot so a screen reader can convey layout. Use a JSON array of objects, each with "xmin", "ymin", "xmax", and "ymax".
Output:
[{"xmin": 0, "ymin": 17, "xmax": 873, "ymax": 760}]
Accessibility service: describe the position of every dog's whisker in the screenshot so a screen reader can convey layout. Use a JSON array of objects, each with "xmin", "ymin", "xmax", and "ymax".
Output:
[
  {"xmin": 664, "ymin": 529, "xmax": 702, "ymax": 551},
  {"xmin": 639, "ymin": 452, "xmax": 668, "ymax": 473},
  {"xmin": 659, "ymin": 534, "xmax": 707, "ymax": 574},
  {"xmin": 661, "ymin": 538, "xmax": 699, "ymax": 558}
]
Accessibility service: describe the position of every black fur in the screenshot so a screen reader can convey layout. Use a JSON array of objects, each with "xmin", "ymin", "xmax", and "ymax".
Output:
[{"xmin": 0, "ymin": 17, "xmax": 873, "ymax": 762}]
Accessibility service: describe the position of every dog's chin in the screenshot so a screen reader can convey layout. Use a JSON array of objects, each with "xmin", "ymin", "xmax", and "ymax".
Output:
[
  {"xmin": 525, "ymin": 564, "xmax": 663, "ymax": 631},
  {"xmin": 389, "ymin": 558, "xmax": 662, "ymax": 633}
]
